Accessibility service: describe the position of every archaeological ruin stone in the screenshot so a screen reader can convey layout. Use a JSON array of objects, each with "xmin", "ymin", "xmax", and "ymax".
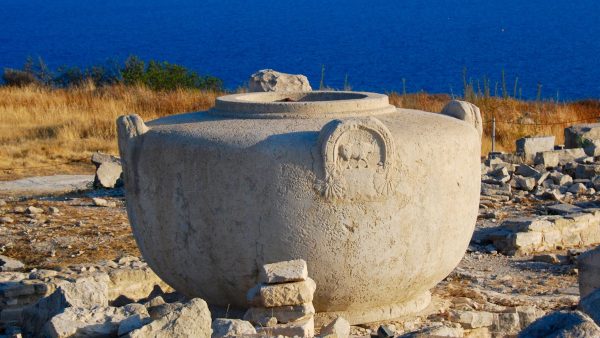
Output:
[
  {"xmin": 515, "ymin": 136, "xmax": 555, "ymax": 164},
  {"xmin": 248, "ymin": 69, "xmax": 312, "ymax": 92},
  {"xmin": 117, "ymin": 92, "xmax": 482, "ymax": 324},
  {"xmin": 565, "ymin": 123, "xmax": 600, "ymax": 149}
]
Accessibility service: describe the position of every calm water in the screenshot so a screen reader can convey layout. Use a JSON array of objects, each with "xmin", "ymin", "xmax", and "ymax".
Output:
[{"xmin": 1, "ymin": 0, "xmax": 599, "ymax": 100}]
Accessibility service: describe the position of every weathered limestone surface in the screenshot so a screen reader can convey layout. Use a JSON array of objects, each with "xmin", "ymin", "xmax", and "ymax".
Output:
[
  {"xmin": 261, "ymin": 259, "xmax": 308, "ymax": 284},
  {"xmin": 256, "ymin": 316, "xmax": 315, "ymax": 337},
  {"xmin": 117, "ymin": 92, "xmax": 481, "ymax": 323},
  {"xmin": 515, "ymin": 136, "xmax": 555, "ymax": 163},
  {"xmin": 518, "ymin": 310, "xmax": 600, "ymax": 337},
  {"xmin": 244, "ymin": 303, "xmax": 315, "ymax": 324},
  {"xmin": 578, "ymin": 246, "xmax": 600, "ymax": 298},
  {"xmin": 211, "ymin": 318, "xmax": 256, "ymax": 338},
  {"xmin": 319, "ymin": 316, "xmax": 350, "ymax": 338},
  {"xmin": 248, "ymin": 69, "xmax": 312, "ymax": 92},
  {"xmin": 126, "ymin": 298, "xmax": 212, "ymax": 338},
  {"xmin": 565, "ymin": 123, "xmax": 600, "ymax": 149}
]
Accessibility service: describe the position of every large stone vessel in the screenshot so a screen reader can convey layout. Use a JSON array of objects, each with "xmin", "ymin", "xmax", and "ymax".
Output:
[{"xmin": 117, "ymin": 91, "xmax": 482, "ymax": 324}]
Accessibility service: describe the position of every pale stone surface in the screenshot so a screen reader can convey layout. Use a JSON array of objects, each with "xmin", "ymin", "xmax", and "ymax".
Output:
[
  {"xmin": 518, "ymin": 310, "xmax": 600, "ymax": 337},
  {"xmin": 515, "ymin": 136, "xmax": 555, "ymax": 163},
  {"xmin": 261, "ymin": 259, "xmax": 308, "ymax": 283},
  {"xmin": 92, "ymin": 197, "xmax": 116, "ymax": 207},
  {"xmin": 43, "ymin": 304, "xmax": 148, "ymax": 338},
  {"xmin": 256, "ymin": 316, "xmax": 314, "ymax": 337},
  {"xmin": 244, "ymin": 303, "xmax": 315, "ymax": 324},
  {"xmin": 440, "ymin": 100, "xmax": 483, "ymax": 138},
  {"xmin": 565, "ymin": 123, "xmax": 600, "ymax": 148},
  {"xmin": 0, "ymin": 175, "xmax": 93, "ymax": 196},
  {"xmin": 580, "ymin": 288, "xmax": 600, "ymax": 326},
  {"xmin": 22, "ymin": 277, "xmax": 109, "ymax": 337},
  {"xmin": 248, "ymin": 69, "xmax": 312, "ymax": 92},
  {"xmin": 91, "ymin": 151, "xmax": 123, "ymax": 189},
  {"xmin": 126, "ymin": 298, "xmax": 212, "ymax": 338},
  {"xmin": 319, "ymin": 316, "xmax": 350, "ymax": 338},
  {"xmin": 107, "ymin": 266, "xmax": 172, "ymax": 302},
  {"xmin": 534, "ymin": 150, "xmax": 560, "ymax": 168},
  {"xmin": 211, "ymin": 318, "xmax": 256, "ymax": 338},
  {"xmin": 0, "ymin": 255, "xmax": 24, "ymax": 272},
  {"xmin": 578, "ymin": 246, "xmax": 600, "ymax": 298},
  {"xmin": 117, "ymin": 92, "xmax": 481, "ymax": 323},
  {"xmin": 450, "ymin": 310, "xmax": 494, "ymax": 329},
  {"xmin": 252, "ymin": 278, "xmax": 316, "ymax": 307}
]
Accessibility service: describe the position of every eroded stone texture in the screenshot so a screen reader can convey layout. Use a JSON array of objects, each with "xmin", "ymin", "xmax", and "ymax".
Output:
[
  {"xmin": 578, "ymin": 246, "xmax": 600, "ymax": 298},
  {"xmin": 515, "ymin": 136, "xmax": 555, "ymax": 164},
  {"xmin": 126, "ymin": 298, "xmax": 212, "ymax": 338},
  {"xmin": 256, "ymin": 316, "xmax": 315, "ymax": 337},
  {"xmin": 244, "ymin": 303, "xmax": 315, "ymax": 325},
  {"xmin": 248, "ymin": 69, "xmax": 312, "ymax": 92},
  {"xmin": 319, "ymin": 316, "xmax": 350, "ymax": 338},
  {"xmin": 252, "ymin": 278, "xmax": 316, "ymax": 308},
  {"xmin": 518, "ymin": 310, "xmax": 600, "ymax": 338},
  {"xmin": 565, "ymin": 123, "xmax": 600, "ymax": 148},
  {"xmin": 211, "ymin": 318, "xmax": 256, "ymax": 338},
  {"xmin": 117, "ymin": 91, "xmax": 481, "ymax": 323},
  {"xmin": 260, "ymin": 259, "xmax": 308, "ymax": 284}
]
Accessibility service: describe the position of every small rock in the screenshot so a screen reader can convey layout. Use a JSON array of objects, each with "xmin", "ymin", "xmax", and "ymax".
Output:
[
  {"xmin": 450, "ymin": 310, "xmax": 494, "ymax": 329},
  {"xmin": 0, "ymin": 199, "xmax": 6, "ymax": 206},
  {"xmin": 25, "ymin": 206, "xmax": 43, "ymax": 214},
  {"xmin": 0, "ymin": 255, "xmax": 25, "ymax": 271},
  {"xmin": 261, "ymin": 259, "xmax": 308, "ymax": 283},
  {"xmin": 568, "ymin": 182, "xmax": 587, "ymax": 194},
  {"xmin": 256, "ymin": 316, "xmax": 314, "ymax": 338},
  {"xmin": 244, "ymin": 303, "xmax": 315, "ymax": 325},
  {"xmin": 48, "ymin": 206, "xmax": 60, "ymax": 214},
  {"xmin": 377, "ymin": 324, "xmax": 395, "ymax": 338},
  {"xmin": 248, "ymin": 69, "xmax": 312, "ymax": 92},
  {"xmin": 518, "ymin": 310, "xmax": 600, "ymax": 337},
  {"xmin": 319, "ymin": 316, "xmax": 350, "ymax": 338},
  {"xmin": 92, "ymin": 197, "xmax": 116, "ymax": 207},
  {"xmin": 533, "ymin": 253, "xmax": 560, "ymax": 264},
  {"xmin": 211, "ymin": 318, "xmax": 256, "ymax": 338},
  {"xmin": 0, "ymin": 216, "xmax": 14, "ymax": 224}
]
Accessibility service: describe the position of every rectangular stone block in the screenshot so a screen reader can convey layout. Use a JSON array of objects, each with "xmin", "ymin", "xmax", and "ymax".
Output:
[
  {"xmin": 501, "ymin": 218, "xmax": 555, "ymax": 233},
  {"xmin": 578, "ymin": 246, "xmax": 600, "ymax": 298},
  {"xmin": 256, "ymin": 316, "xmax": 314, "ymax": 337},
  {"xmin": 260, "ymin": 259, "xmax": 308, "ymax": 284},
  {"xmin": 513, "ymin": 232, "xmax": 543, "ymax": 254},
  {"xmin": 256, "ymin": 278, "xmax": 316, "ymax": 307},
  {"xmin": 516, "ymin": 136, "xmax": 555, "ymax": 163},
  {"xmin": 244, "ymin": 303, "xmax": 315, "ymax": 324}
]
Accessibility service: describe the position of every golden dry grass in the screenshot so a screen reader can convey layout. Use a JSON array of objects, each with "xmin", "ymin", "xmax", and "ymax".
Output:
[
  {"xmin": 1, "ymin": 85, "xmax": 599, "ymax": 180},
  {"xmin": 0, "ymin": 84, "xmax": 220, "ymax": 179},
  {"xmin": 390, "ymin": 92, "xmax": 600, "ymax": 154}
]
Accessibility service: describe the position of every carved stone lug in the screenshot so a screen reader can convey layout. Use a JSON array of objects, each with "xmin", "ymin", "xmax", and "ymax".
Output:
[
  {"xmin": 316, "ymin": 117, "xmax": 399, "ymax": 201},
  {"xmin": 440, "ymin": 100, "xmax": 483, "ymax": 139}
]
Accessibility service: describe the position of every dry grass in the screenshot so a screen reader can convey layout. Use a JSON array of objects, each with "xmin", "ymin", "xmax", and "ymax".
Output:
[
  {"xmin": 1, "ymin": 85, "xmax": 599, "ymax": 180},
  {"xmin": 0, "ymin": 84, "xmax": 220, "ymax": 179},
  {"xmin": 390, "ymin": 92, "xmax": 600, "ymax": 154}
]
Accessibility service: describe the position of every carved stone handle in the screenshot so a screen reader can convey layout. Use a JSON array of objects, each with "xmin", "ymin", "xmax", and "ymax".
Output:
[{"xmin": 440, "ymin": 100, "xmax": 483, "ymax": 139}]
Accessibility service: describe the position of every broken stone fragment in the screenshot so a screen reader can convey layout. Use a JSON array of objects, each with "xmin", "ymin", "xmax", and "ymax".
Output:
[
  {"xmin": 92, "ymin": 152, "xmax": 123, "ymax": 189},
  {"xmin": 250, "ymin": 278, "xmax": 316, "ymax": 307},
  {"xmin": 261, "ymin": 259, "xmax": 308, "ymax": 284},
  {"xmin": 211, "ymin": 318, "xmax": 256, "ymax": 337},
  {"xmin": 449, "ymin": 310, "xmax": 494, "ymax": 329},
  {"xmin": 319, "ymin": 316, "xmax": 350, "ymax": 338},
  {"xmin": 579, "ymin": 288, "xmax": 600, "ymax": 326},
  {"xmin": 0, "ymin": 255, "xmax": 24, "ymax": 272},
  {"xmin": 248, "ymin": 69, "xmax": 312, "ymax": 92},
  {"xmin": 43, "ymin": 303, "xmax": 149, "ymax": 338},
  {"xmin": 126, "ymin": 298, "xmax": 212, "ymax": 338},
  {"xmin": 22, "ymin": 277, "xmax": 109, "ymax": 337},
  {"xmin": 518, "ymin": 310, "xmax": 600, "ymax": 337},
  {"xmin": 25, "ymin": 206, "xmax": 43, "ymax": 214},
  {"xmin": 244, "ymin": 303, "xmax": 315, "ymax": 325},
  {"xmin": 92, "ymin": 197, "xmax": 116, "ymax": 208},
  {"xmin": 255, "ymin": 316, "xmax": 314, "ymax": 337}
]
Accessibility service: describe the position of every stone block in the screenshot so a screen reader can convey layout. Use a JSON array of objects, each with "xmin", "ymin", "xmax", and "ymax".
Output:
[
  {"xmin": 261, "ymin": 259, "xmax": 308, "ymax": 284},
  {"xmin": 516, "ymin": 136, "xmax": 555, "ymax": 163},
  {"xmin": 515, "ymin": 164, "xmax": 541, "ymax": 177},
  {"xmin": 249, "ymin": 69, "xmax": 312, "ymax": 92},
  {"xmin": 256, "ymin": 316, "xmax": 314, "ymax": 337},
  {"xmin": 501, "ymin": 217, "xmax": 555, "ymax": 233},
  {"xmin": 513, "ymin": 232, "xmax": 543, "ymax": 253},
  {"xmin": 211, "ymin": 318, "xmax": 256, "ymax": 337},
  {"xmin": 578, "ymin": 246, "xmax": 600, "ymax": 298},
  {"xmin": 126, "ymin": 298, "xmax": 212, "ymax": 338},
  {"xmin": 319, "ymin": 316, "xmax": 350, "ymax": 338},
  {"xmin": 513, "ymin": 175, "xmax": 536, "ymax": 191},
  {"xmin": 580, "ymin": 289, "xmax": 600, "ymax": 326},
  {"xmin": 251, "ymin": 278, "xmax": 316, "ymax": 307},
  {"xmin": 534, "ymin": 151, "xmax": 560, "ymax": 168},
  {"xmin": 450, "ymin": 310, "xmax": 494, "ymax": 329},
  {"xmin": 576, "ymin": 164, "xmax": 600, "ymax": 179},
  {"xmin": 518, "ymin": 310, "xmax": 600, "ymax": 337},
  {"xmin": 244, "ymin": 303, "xmax": 315, "ymax": 324},
  {"xmin": 565, "ymin": 123, "xmax": 600, "ymax": 148}
]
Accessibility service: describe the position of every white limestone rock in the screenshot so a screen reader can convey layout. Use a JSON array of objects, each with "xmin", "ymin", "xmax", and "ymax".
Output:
[
  {"xmin": 248, "ymin": 69, "xmax": 312, "ymax": 92},
  {"xmin": 249, "ymin": 278, "xmax": 316, "ymax": 307},
  {"xmin": 515, "ymin": 136, "xmax": 555, "ymax": 164},
  {"xmin": 211, "ymin": 318, "xmax": 256, "ymax": 338},
  {"xmin": 261, "ymin": 259, "xmax": 308, "ymax": 284},
  {"xmin": 449, "ymin": 310, "xmax": 494, "ymax": 329},
  {"xmin": 22, "ymin": 277, "xmax": 109, "ymax": 337},
  {"xmin": 440, "ymin": 100, "xmax": 483, "ymax": 138},
  {"xmin": 43, "ymin": 304, "xmax": 149, "ymax": 338},
  {"xmin": 518, "ymin": 310, "xmax": 600, "ymax": 338},
  {"xmin": 0, "ymin": 255, "xmax": 24, "ymax": 272},
  {"xmin": 256, "ymin": 316, "xmax": 314, "ymax": 337},
  {"xmin": 319, "ymin": 316, "xmax": 350, "ymax": 338},
  {"xmin": 244, "ymin": 303, "xmax": 315, "ymax": 325},
  {"xmin": 126, "ymin": 298, "xmax": 212, "ymax": 338}
]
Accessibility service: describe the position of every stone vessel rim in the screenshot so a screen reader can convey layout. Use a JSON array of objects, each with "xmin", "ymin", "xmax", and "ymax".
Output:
[{"xmin": 209, "ymin": 91, "xmax": 397, "ymax": 119}]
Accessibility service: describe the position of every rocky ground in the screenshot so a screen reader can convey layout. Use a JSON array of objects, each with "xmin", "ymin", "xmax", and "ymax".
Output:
[{"xmin": 1, "ymin": 146, "xmax": 600, "ymax": 337}]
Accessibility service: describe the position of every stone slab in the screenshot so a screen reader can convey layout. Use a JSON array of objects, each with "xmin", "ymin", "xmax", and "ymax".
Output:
[{"xmin": 0, "ymin": 175, "xmax": 93, "ymax": 197}]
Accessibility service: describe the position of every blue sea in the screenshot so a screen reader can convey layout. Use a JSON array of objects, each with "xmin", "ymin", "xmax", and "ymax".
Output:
[{"xmin": 1, "ymin": 0, "xmax": 600, "ymax": 100}]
